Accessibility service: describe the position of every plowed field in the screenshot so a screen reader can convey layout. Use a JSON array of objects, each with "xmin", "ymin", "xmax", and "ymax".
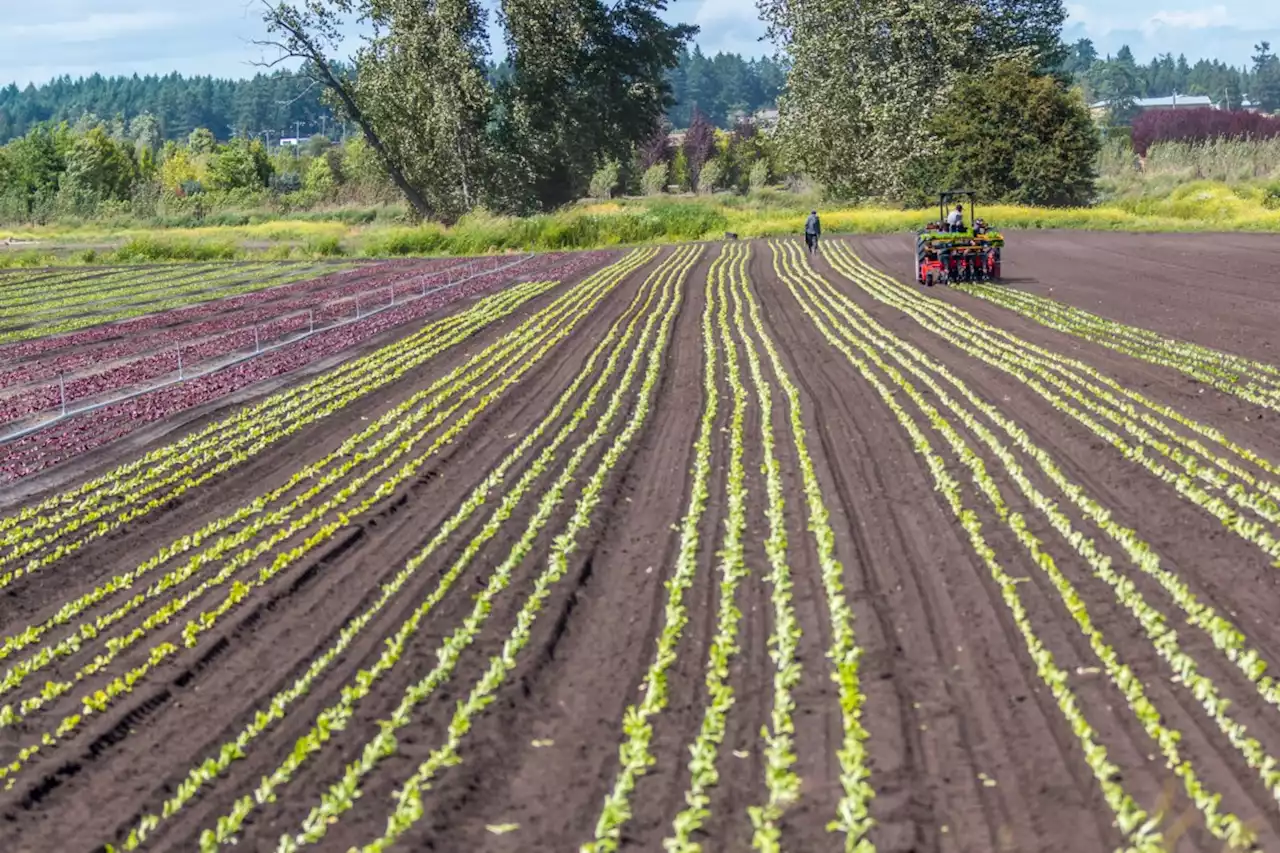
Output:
[{"xmin": 3, "ymin": 237, "xmax": 1279, "ymax": 853}]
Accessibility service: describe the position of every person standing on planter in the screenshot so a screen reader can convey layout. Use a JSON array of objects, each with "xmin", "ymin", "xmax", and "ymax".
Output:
[{"xmin": 804, "ymin": 210, "xmax": 821, "ymax": 254}]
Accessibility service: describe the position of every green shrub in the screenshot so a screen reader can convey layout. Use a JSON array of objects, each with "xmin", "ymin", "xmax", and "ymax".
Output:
[
  {"xmin": 307, "ymin": 235, "xmax": 346, "ymax": 257},
  {"xmin": 641, "ymin": 164, "xmax": 669, "ymax": 196},
  {"xmin": 589, "ymin": 160, "xmax": 621, "ymax": 200},
  {"xmin": 1264, "ymin": 182, "xmax": 1280, "ymax": 209},
  {"xmin": 112, "ymin": 236, "xmax": 238, "ymax": 262},
  {"xmin": 923, "ymin": 59, "xmax": 1100, "ymax": 206}
]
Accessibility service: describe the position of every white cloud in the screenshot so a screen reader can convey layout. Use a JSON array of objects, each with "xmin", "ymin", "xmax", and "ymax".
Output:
[
  {"xmin": 5, "ymin": 11, "xmax": 185, "ymax": 44},
  {"xmin": 1143, "ymin": 5, "xmax": 1234, "ymax": 33},
  {"xmin": 1063, "ymin": 1, "xmax": 1280, "ymax": 63},
  {"xmin": 667, "ymin": 0, "xmax": 769, "ymax": 56}
]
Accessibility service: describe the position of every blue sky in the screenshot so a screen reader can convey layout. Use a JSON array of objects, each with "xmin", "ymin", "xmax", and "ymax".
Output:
[{"xmin": 2, "ymin": 1, "xmax": 1279, "ymax": 88}]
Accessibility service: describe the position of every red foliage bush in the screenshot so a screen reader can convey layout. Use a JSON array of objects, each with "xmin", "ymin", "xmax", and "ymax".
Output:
[{"xmin": 1131, "ymin": 108, "xmax": 1280, "ymax": 156}]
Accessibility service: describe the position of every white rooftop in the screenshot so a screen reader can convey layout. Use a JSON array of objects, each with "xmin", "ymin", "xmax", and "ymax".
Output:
[{"xmin": 1090, "ymin": 93, "xmax": 1215, "ymax": 110}]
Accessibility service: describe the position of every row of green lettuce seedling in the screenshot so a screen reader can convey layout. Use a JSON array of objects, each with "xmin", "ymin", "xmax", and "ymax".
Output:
[
  {"xmin": 236, "ymin": 247, "xmax": 701, "ymax": 853},
  {"xmin": 106, "ymin": 244, "xmax": 686, "ymax": 845},
  {"xmin": 831, "ymin": 247, "xmax": 1280, "ymax": 567},
  {"xmin": 102, "ymin": 247, "xmax": 693, "ymax": 852},
  {"xmin": 842, "ymin": 251, "xmax": 1280, "ymax": 514},
  {"xmin": 0, "ymin": 277, "xmax": 561, "ymax": 584},
  {"xmin": 0, "ymin": 267, "xmax": 621, "ymax": 683},
  {"xmin": 753, "ymin": 251, "xmax": 875, "ymax": 851},
  {"xmin": 960, "ymin": 283, "xmax": 1280, "ymax": 409},
  {"xmin": 821, "ymin": 244, "xmax": 1268, "ymax": 848},
  {"xmin": 0, "ymin": 254, "xmax": 631, "ymax": 565},
  {"xmin": 0, "ymin": 255, "xmax": 646, "ymax": 785},
  {"xmin": 582, "ymin": 246, "xmax": 728, "ymax": 852},
  {"xmin": 776, "ymin": 240, "xmax": 1171, "ymax": 850},
  {"xmin": 729, "ymin": 248, "xmax": 804, "ymax": 851},
  {"xmin": 663, "ymin": 242, "xmax": 751, "ymax": 853},
  {"xmin": 0, "ymin": 272, "xmax": 611, "ymax": 710}
]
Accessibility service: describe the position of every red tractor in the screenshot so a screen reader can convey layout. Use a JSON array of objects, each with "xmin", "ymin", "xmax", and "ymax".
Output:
[{"xmin": 914, "ymin": 190, "xmax": 1003, "ymax": 287}]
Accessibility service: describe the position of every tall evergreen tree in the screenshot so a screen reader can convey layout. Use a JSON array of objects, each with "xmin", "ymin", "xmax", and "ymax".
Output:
[{"xmin": 1252, "ymin": 42, "xmax": 1280, "ymax": 112}]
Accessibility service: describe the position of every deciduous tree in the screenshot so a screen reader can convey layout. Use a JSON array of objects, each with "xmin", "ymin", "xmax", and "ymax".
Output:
[
  {"xmin": 60, "ymin": 126, "xmax": 137, "ymax": 210},
  {"xmin": 682, "ymin": 107, "xmax": 716, "ymax": 191},
  {"xmin": 207, "ymin": 139, "xmax": 273, "ymax": 190},
  {"xmin": 495, "ymin": 0, "xmax": 695, "ymax": 210},
  {"xmin": 760, "ymin": 0, "xmax": 984, "ymax": 199}
]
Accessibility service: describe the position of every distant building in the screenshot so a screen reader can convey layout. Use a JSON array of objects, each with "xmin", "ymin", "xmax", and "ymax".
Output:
[
  {"xmin": 1089, "ymin": 93, "xmax": 1216, "ymax": 118},
  {"xmin": 1089, "ymin": 93, "xmax": 1221, "ymax": 122},
  {"xmin": 279, "ymin": 137, "xmax": 309, "ymax": 147}
]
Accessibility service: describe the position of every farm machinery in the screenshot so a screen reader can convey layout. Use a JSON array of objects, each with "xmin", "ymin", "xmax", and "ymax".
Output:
[{"xmin": 914, "ymin": 190, "xmax": 1003, "ymax": 286}]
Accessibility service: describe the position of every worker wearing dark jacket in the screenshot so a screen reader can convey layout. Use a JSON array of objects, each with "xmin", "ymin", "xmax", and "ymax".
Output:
[{"xmin": 804, "ymin": 211, "xmax": 821, "ymax": 254}]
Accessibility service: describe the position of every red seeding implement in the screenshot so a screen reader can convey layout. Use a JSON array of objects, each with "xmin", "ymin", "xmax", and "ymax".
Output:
[{"xmin": 914, "ymin": 190, "xmax": 1003, "ymax": 286}]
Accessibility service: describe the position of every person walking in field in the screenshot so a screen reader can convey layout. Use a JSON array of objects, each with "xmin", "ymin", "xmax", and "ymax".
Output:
[{"xmin": 804, "ymin": 210, "xmax": 821, "ymax": 254}]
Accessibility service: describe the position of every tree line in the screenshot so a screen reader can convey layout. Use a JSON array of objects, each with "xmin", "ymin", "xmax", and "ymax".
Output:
[
  {"xmin": 0, "ymin": 117, "xmax": 400, "ymax": 224},
  {"xmin": 0, "ymin": 48, "xmax": 786, "ymax": 148},
  {"xmin": 0, "ymin": 71, "xmax": 335, "ymax": 147},
  {"xmin": 1063, "ymin": 39, "xmax": 1280, "ymax": 118},
  {"xmin": 14, "ymin": 0, "xmax": 1263, "ymax": 224}
]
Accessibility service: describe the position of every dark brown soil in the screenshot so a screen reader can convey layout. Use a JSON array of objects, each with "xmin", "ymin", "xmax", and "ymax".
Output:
[{"xmin": 4, "ymin": 235, "xmax": 1280, "ymax": 853}]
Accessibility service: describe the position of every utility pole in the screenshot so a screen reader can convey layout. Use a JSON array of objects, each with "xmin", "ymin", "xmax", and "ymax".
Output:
[
  {"xmin": 319, "ymin": 114, "xmax": 329, "ymax": 138},
  {"xmin": 294, "ymin": 120, "xmax": 304, "ymax": 140}
]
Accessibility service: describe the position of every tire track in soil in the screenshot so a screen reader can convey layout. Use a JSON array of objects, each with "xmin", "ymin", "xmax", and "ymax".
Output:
[
  {"xmin": 354, "ymin": 248, "xmax": 718, "ymax": 853},
  {"xmin": 156, "ymin": 247, "xmax": 692, "ymax": 853},
  {"xmin": 0, "ymin": 254, "xmax": 665, "ymax": 852},
  {"xmin": 827, "ymin": 241, "xmax": 1280, "ymax": 847},
  {"xmin": 761, "ymin": 242, "xmax": 1121, "ymax": 852}
]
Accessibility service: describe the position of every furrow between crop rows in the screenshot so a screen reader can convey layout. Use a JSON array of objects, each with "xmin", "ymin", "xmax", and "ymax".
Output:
[{"xmin": 102, "ymin": 246, "xmax": 690, "ymax": 853}]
